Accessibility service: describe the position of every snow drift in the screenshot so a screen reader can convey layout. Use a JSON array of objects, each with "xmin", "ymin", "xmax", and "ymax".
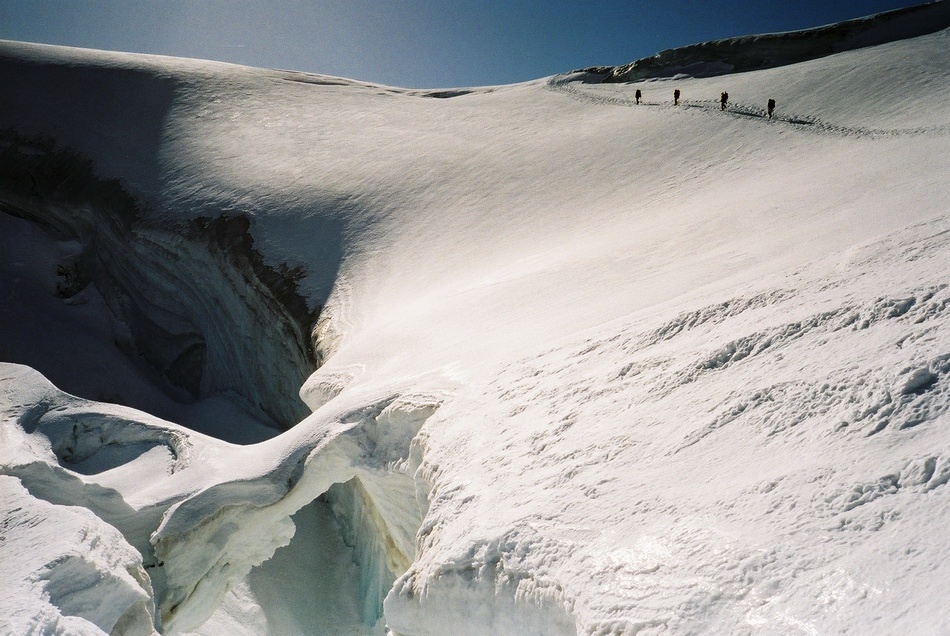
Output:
[{"xmin": 1, "ymin": 7, "xmax": 949, "ymax": 635}]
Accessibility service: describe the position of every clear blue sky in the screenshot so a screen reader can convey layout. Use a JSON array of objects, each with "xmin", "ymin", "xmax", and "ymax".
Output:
[{"xmin": 0, "ymin": 0, "xmax": 927, "ymax": 88}]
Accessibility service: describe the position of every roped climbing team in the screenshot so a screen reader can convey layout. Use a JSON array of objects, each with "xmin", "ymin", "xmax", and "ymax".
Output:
[{"xmin": 633, "ymin": 88, "xmax": 776, "ymax": 118}]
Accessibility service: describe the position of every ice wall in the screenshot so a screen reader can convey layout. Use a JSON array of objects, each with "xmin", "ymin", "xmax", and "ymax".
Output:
[
  {"xmin": 148, "ymin": 393, "xmax": 439, "ymax": 633},
  {"xmin": 0, "ymin": 130, "xmax": 317, "ymax": 433}
]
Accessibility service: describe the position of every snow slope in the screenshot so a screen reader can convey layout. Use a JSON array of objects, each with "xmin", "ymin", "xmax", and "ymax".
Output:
[{"xmin": 1, "ymin": 12, "xmax": 949, "ymax": 636}]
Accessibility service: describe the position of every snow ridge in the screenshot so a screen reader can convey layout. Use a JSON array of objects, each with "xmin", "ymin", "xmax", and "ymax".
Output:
[{"xmin": 595, "ymin": 0, "xmax": 950, "ymax": 81}]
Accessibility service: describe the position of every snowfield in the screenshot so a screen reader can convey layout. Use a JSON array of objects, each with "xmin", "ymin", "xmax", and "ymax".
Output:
[{"xmin": 1, "ymin": 6, "xmax": 949, "ymax": 635}]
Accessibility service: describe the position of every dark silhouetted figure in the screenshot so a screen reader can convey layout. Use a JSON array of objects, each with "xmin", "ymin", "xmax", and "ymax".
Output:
[
  {"xmin": 767, "ymin": 98, "xmax": 776, "ymax": 119},
  {"xmin": 635, "ymin": 89, "xmax": 642, "ymax": 104},
  {"xmin": 674, "ymin": 89, "xmax": 680, "ymax": 105},
  {"xmin": 720, "ymin": 92, "xmax": 728, "ymax": 110}
]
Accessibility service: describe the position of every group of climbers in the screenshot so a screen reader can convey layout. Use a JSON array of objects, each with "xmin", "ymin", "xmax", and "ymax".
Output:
[{"xmin": 634, "ymin": 87, "xmax": 776, "ymax": 119}]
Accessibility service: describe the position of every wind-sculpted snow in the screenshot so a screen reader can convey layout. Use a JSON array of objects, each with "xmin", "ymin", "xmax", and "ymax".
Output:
[
  {"xmin": 1, "ymin": 17, "xmax": 950, "ymax": 636},
  {"xmin": 1, "ymin": 360, "xmax": 443, "ymax": 633},
  {"xmin": 0, "ymin": 476, "xmax": 157, "ymax": 635},
  {"xmin": 407, "ymin": 217, "xmax": 950, "ymax": 634}
]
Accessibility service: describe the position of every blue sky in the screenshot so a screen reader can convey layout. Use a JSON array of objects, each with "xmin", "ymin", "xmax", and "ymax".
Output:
[{"xmin": 0, "ymin": 0, "xmax": 926, "ymax": 88}]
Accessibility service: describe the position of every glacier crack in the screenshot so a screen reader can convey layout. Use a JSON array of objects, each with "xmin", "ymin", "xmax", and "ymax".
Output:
[
  {"xmin": 152, "ymin": 394, "xmax": 440, "ymax": 633},
  {"xmin": 0, "ymin": 130, "xmax": 331, "ymax": 436}
]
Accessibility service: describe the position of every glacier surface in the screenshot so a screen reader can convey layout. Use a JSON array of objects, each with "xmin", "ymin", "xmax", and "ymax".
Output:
[{"xmin": 1, "ymin": 11, "xmax": 949, "ymax": 635}]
